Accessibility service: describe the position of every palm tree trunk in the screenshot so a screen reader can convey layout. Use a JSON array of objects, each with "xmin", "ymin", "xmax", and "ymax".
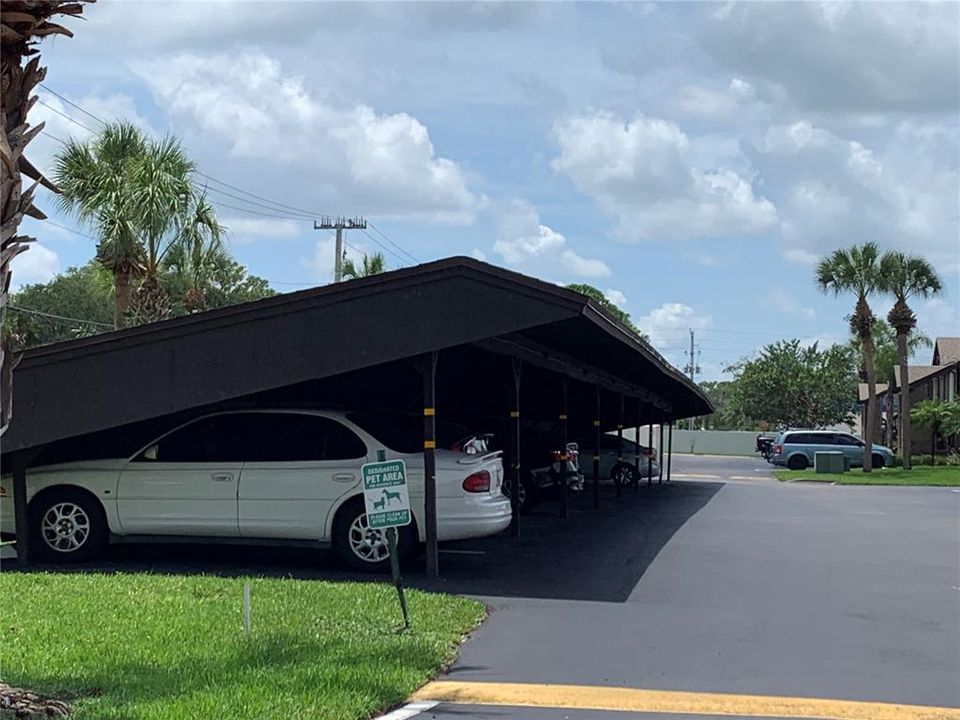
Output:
[
  {"xmin": 114, "ymin": 269, "xmax": 131, "ymax": 329},
  {"xmin": 861, "ymin": 331, "xmax": 878, "ymax": 473},
  {"xmin": 896, "ymin": 330, "xmax": 912, "ymax": 469},
  {"xmin": 885, "ymin": 384, "xmax": 894, "ymax": 449}
]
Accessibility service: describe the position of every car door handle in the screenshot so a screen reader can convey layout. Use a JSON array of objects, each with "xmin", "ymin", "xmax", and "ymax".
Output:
[
  {"xmin": 332, "ymin": 473, "xmax": 356, "ymax": 483},
  {"xmin": 211, "ymin": 472, "xmax": 234, "ymax": 482}
]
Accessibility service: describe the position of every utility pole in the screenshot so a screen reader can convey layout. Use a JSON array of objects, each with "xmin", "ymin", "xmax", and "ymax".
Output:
[
  {"xmin": 314, "ymin": 216, "xmax": 367, "ymax": 282},
  {"xmin": 683, "ymin": 328, "xmax": 702, "ymax": 430}
]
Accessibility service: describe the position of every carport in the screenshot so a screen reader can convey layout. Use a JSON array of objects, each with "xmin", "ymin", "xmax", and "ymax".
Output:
[{"xmin": 2, "ymin": 257, "xmax": 712, "ymax": 571}]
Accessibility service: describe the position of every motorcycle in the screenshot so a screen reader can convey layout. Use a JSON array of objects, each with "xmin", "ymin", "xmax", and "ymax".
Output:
[
  {"xmin": 756, "ymin": 433, "xmax": 777, "ymax": 462},
  {"xmin": 504, "ymin": 442, "xmax": 583, "ymax": 513}
]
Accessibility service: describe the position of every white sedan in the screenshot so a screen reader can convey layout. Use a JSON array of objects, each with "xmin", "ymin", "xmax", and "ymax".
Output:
[{"xmin": 0, "ymin": 409, "xmax": 511, "ymax": 571}]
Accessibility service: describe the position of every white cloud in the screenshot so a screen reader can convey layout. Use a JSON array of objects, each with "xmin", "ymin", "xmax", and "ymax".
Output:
[
  {"xmin": 783, "ymin": 248, "xmax": 819, "ymax": 266},
  {"xmin": 635, "ymin": 302, "xmax": 713, "ymax": 351},
  {"xmin": 491, "ymin": 200, "xmax": 610, "ymax": 279},
  {"xmin": 768, "ymin": 288, "xmax": 815, "ymax": 320},
  {"xmin": 552, "ymin": 111, "xmax": 777, "ymax": 241},
  {"xmin": 676, "ymin": 78, "xmax": 756, "ymax": 118},
  {"xmin": 470, "ymin": 249, "xmax": 488, "ymax": 262},
  {"xmin": 220, "ymin": 217, "xmax": 301, "ymax": 244},
  {"xmin": 605, "ymin": 289, "xmax": 628, "ymax": 309},
  {"xmin": 915, "ymin": 298, "xmax": 960, "ymax": 343},
  {"xmin": 10, "ymin": 243, "xmax": 59, "ymax": 290},
  {"xmin": 701, "ymin": 2, "xmax": 959, "ymax": 114},
  {"xmin": 751, "ymin": 121, "xmax": 960, "ymax": 269},
  {"xmin": 27, "ymin": 91, "xmax": 154, "ymax": 177},
  {"xmin": 132, "ymin": 51, "xmax": 482, "ymax": 224}
]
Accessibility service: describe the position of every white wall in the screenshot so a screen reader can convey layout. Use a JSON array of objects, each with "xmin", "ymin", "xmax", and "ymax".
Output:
[{"xmin": 624, "ymin": 427, "xmax": 758, "ymax": 457}]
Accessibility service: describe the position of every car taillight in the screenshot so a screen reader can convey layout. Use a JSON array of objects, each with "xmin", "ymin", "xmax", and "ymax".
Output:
[
  {"xmin": 463, "ymin": 470, "xmax": 491, "ymax": 493},
  {"xmin": 774, "ymin": 444, "xmax": 782, "ymax": 455}
]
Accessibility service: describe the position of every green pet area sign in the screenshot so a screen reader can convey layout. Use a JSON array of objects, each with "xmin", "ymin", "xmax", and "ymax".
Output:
[{"xmin": 362, "ymin": 459, "xmax": 412, "ymax": 530}]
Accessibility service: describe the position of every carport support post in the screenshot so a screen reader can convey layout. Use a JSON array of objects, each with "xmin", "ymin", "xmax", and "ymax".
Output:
[
  {"xmin": 510, "ymin": 357, "xmax": 522, "ymax": 537},
  {"xmin": 560, "ymin": 378, "xmax": 569, "ymax": 520},
  {"xmin": 419, "ymin": 351, "xmax": 440, "ymax": 578},
  {"xmin": 634, "ymin": 399, "xmax": 642, "ymax": 494},
  {"xmin": 667, "ymin": 422, "xmax": 674, "ymax": 482},
  {"xmin": 647, "ymin": 420, "xmax": 654, "ymax": 487},
  {"xmin": 593, "ymin": 386, "xmax": 601, "ymax": 509},
  {"xmin": 11, "ymin": 452, "xmax": 30, "ymax": 566},
  {"xmin": 616, "ymin": 395, "xmax": 624, "ymax": 500},
  {"xmin": 658, "ymin": 423, "xmax": 664, "ymax": 484}
]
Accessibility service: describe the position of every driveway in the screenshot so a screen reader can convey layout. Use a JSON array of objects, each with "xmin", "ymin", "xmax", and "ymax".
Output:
[
  {"xmin": 21, "ymin": 454, "xmax": 959, "ymax": 719},
  {"xmin": 402, "ymin": 454, "xmax": 960, "ymax": 719}
]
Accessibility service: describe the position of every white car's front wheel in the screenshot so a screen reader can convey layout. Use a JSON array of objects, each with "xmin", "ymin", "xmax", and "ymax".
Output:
[{"xmin": 30, "ymin": 488, "xmax": 107, "ymax": 563}]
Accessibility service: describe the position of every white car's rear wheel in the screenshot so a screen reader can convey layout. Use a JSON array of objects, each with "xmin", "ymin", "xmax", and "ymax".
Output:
[
  {"xmin": 334, "ymin": 499, "xmax": 416, "ymax": 573},
  {"xmin": 30, "ymin": 488, "xmax": 107, "ymax": 563}
]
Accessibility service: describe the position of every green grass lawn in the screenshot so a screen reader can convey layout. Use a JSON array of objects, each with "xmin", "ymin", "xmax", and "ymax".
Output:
[
  {"xmin": 774, "ymin": 465, "xmax": 960, "ymax": 486},
  {"xmin": 0, "ymin": 572, "xmax": 484, "ymax": 720}
]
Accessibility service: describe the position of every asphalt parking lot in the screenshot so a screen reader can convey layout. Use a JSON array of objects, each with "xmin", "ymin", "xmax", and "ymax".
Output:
[
  {"xmin": 407, "ymin": 454, "xmax": 960, "ymax": 719},
  {"xmin": 14, "ymin": 454, "xmax": 960, "ymax": 719}
]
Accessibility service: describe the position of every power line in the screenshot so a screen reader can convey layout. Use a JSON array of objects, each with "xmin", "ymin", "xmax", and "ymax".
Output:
[
  {"xmin": 202, "ymin": 185, "xmax": 316, "ymax": 220},
  {"xmin": 35, "ymin": 98, "xmax": 96, "ymax": 134},
  {"xmin": 39, "ymin": 83, "xmax": 105, "ymax": 126},
  {"xmin": 44, "ymin": 220, "xmax": 95, "ymax": 240},
  {"xmin": 37, "ymin": 84, "xmax": 420, "ymax": 268},
  {"xmin": 366, "ymin": 223, "xmax": 419, "ymax": 264},
  {"xmin": 8, "ymin": 304, "xmax": 112, "ymax": 328}
]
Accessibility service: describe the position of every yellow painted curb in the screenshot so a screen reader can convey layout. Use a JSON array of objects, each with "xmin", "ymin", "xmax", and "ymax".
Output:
[{"xmin": 410, "ymin": 681, "xmax": 960, "ymax": 720}]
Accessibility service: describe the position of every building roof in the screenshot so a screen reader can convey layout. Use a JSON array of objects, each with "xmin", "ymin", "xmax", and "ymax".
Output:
[
  {"xmin": 859, "ymin": 383, "xmax": 888, "ymax": 402},
  {"xmin": 933, "ymin": 337, "xmax": 960, "ymax": 365},
  {"xmin": 3, "ymin": 256, "xmax": 712, "ymax": 456},
  {"xmin": 861, "ymin": 362, "xmax": 958, "ymax": 402}
]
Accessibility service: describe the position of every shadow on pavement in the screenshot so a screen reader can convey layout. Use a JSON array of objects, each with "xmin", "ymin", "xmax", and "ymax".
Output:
[{"xmin": 8, "ymin": 481, "xmax": 722, "ymax": 604}]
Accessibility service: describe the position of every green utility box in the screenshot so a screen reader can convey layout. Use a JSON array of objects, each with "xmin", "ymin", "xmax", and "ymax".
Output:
[{"xmin": 814, "ymin": 451, "xmax": 846, "ymax": 473}]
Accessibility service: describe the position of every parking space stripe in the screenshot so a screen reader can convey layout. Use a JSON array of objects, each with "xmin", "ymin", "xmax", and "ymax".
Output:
[
  {"xmin": 410, "ymin": 681, "xmax": 960, "ymax": 720},
  {"xmin": 671, "ymin": 473, "xmax": 722, "ymax": 479},
  {"xmin": 373, "ymin": 701, "xmax": 439, "ymax": 720}
]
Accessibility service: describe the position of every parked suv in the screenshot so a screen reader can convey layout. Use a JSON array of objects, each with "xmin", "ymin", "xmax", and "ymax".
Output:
[{"xmin": 771, "ymin": 430, "xmax": 895, "ymax": 470}]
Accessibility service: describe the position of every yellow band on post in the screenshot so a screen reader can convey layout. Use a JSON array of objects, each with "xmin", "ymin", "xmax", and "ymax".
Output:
[
  {"xmin": 424, "ymin": 440, "xmax": 436, "ymax": 449},
  {"xmin": 618, "ymin": 425, "xmax": 623, "ymax": 429},
  {"xmin": 423, "ymin": 407, "xmax": 435, "ymax": 416},
  {"xmin": 510, "ymin": 410, "xmax": 520, "ymax": 418},
  {"xmin": 559, "ymin": 414, "xmax": 568, "ymax": 420},
  {"xmin": 593, "ymin": 420, "xmax": 600, "ymax": 427}
]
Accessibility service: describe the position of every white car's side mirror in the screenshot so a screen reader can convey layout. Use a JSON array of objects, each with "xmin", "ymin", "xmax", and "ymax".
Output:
[{"xmin": 143, "ymin": 444, "xmax": 158, "ymax": 461}]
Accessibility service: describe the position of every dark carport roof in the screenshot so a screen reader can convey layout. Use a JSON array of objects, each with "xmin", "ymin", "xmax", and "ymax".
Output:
[{"xmin": 3, "ymin": 257, "xmax": 711, "ymax": 456}]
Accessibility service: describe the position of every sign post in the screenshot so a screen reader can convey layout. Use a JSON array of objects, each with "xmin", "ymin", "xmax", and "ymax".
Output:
[{"xmin": 363, "ymin": 451, "xmax": 411, "ymax": 628}]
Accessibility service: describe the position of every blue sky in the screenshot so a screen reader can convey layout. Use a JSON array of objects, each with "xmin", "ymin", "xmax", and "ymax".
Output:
[{"xmin": 16, "ymin": 1, "xmax": 960, "ymax": 379}]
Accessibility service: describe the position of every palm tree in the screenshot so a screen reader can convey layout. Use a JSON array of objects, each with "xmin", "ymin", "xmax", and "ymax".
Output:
[
  {"xmin": 1, "ymin": 1, "xmax": 92, "ymax": 434},
  {"xmin": 342, "ymin": 252, "xmax": 386, "ymax": 280},
  {"xmin": 165, "ymin": 194, "xmax": 227, "ymax": 313},
  {"xmin": 849, "ymin": 323, "xmax": 932, "ymax": 451},
  {"xmin": 54, "ymin": 123, "xmax": 148, "ymax": 327},
  {"xmin": 55, "ymin": 123, "xmax": 215, "ymax": 325},
  {"xmin": 816, "ymin": 243, "xmax": 883, "ymax": 472},
  {"xmin": 879, "ymin": 252, "xmax": 943, "ymax": 470},
  {"xmin": 128, "ymin": 135, "xmax": 195, "ymax": 322}
]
